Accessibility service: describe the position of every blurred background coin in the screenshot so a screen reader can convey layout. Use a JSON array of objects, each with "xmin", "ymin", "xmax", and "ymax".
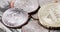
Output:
[
  {"xmin": 12, "ymin": 0, "xmax": 39, "ymax": 13},
  {"xmin": 0, "ymin": 0, "xmax": 10, "ymax": 17},
  {"xmin": 22, "ymin": 18, "xmax": 48, "ymax": 32}
]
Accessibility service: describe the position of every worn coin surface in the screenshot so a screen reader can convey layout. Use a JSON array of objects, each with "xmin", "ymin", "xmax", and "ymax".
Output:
[
  {"xmin": 38, "ymin": 3, "xmax": 60, "ymax": 28},
  {"xmin": 14, "ymin": 0, "xmax": 39, "ymax": 13},
  {"xmin": 2, "ymin": 8, "xmax": 29, "ymax": 27}
]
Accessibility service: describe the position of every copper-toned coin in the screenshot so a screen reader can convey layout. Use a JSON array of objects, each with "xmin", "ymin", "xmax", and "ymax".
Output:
[{"xmin": 2, "ymin": 8, "xmax": 29, "ymax": 27}]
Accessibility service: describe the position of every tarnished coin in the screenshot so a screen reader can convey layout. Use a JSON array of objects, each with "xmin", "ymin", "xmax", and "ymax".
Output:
[
  {"xmin": 38, "ymin": 3, "xmax": 60, "ymax": 28},
  {"xmin": 2, "ymin": 8, "xmax": 29, "ymax": 27}
]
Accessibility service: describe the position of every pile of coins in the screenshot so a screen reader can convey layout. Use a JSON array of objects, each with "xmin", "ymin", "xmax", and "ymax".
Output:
[{"xmin": 1, "ymin": 0, "xmax": 60, "ymax": 32}]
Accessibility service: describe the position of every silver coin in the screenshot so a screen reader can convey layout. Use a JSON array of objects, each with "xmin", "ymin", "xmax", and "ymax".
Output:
[
  {"xmin": 0, "ymin": 0, "xmax": 9, "ymax": 8},
  {"xmin": 22, "ymin": 19, "xmax": 48, "ymax": 32},
  {"xmin": 14, "ymin": 0, "xmax": 39, "ymax": 13},
  {"xmin": 0, "ymin": 0, "xmax": 10, "ymax": 17},
  {"xmin": 2, "ymin": 8, "xmax": 29, "ymax": 27}
]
